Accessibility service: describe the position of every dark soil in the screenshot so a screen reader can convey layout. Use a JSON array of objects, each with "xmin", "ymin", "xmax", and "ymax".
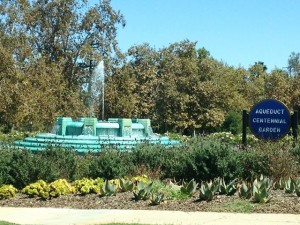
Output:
[{"xmin": 1, "ymin": 190, "xmax": 300, "ymax": 214}]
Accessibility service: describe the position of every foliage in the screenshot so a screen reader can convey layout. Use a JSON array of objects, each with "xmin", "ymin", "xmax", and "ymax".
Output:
[
  {"xmin": 131, "ymin": 175, "xmax": 151, "ymax": 184},
  {"xmin": 22, "ymin": 178, "xmax": 75, "ymax": 199},
  {"xmin": 155, "ymin": 180, "xmax": 191, "ymax": 200},
  {"xmin": 0, "ymin": 0, "xmax": 125, "ymax": 129},
  {"xmin": 0, "ymin": 131, "xmax": 30, "ymax": 143},
  {"xmin": 0, "ymin": 137, "xmax": 299, "ymax": 191},
  {"xmin": 284, "ymin": 177, "xmax": 296, "ymax": 194},
  {"xmin": 180, "ymin": 179, "xmax": 198, "ymax": 196},
  {"xmin": 238, "ymin": 181, "xmax": 252, "ymax": 199},
  {"xmin": 150, "ymin": 191, "xmax": 165, "ymax": 205},
  {"xmin": 48, "ymin": 179, "xmax": 75, "ymax": 198},
  {"xmin": 288, "ymin": 52, "xmax": 300, "ymax": 76},
  {"xmin": 73, "ymin": 177, "xmax": 104, "ymax": 195},
  {"xmin": 133, "ymin": 181, "xmax": 153, "ymax": 201},
  {"xmin": 251, "ymin": 176, "xmax": 272, "ymax": 204},
  {"xmin": 274, "ymin": 178, "xmax": 285, "ymax": 190},
  {"xmin": 220, "ymin": 111, "xmax": 242, "ymax": 135},
  {"xmin": 4, "ymin": 175, "xmax": 300, "ymax": 208},
  {"xmin": 0, "ymin": 0, "xmax": 300, "ymax": 134},
  {"xmin": 99, "ymin": 180, "xmax": 117, "ymax": 197},
  {"xmin": 22, "ymin": 180, "xmax": 50, "ymax": 198},
  {"xmin": 119, "ymin": 178, "xmax": 134, "ymax": 192},
  {"xmin": 34, "ymin": 148, "xmax": 79, "ymax": 182},
  {"xmin": 88, "ymin": 150, "xmax": 135, "ymax": 179},
  {"xmin": 0, "ymin": 184, "xmax": 18, "ymax": 199},
  {"xmin": 198, "ymin": 180, "xmax": 217, "ymax": 201},
  {"xmin": 5, "ymin": 149, "xmax": 38, "ymax": 189},
  {"xmin": 216, "ymin": 177, "xmax": 238, "ymax": 196},
  {"xmin": 295, "ymin": 178, "xmax": 300, "ymax": 197},
  {"xmin": 253, "ymin": 141, "xmax": 298, "ymax": 180}
]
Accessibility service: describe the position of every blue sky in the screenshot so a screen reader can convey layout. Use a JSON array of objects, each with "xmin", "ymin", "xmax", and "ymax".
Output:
[{"xmin": 91, "ymin": 0, "xmax": 300, "ymax": 71}]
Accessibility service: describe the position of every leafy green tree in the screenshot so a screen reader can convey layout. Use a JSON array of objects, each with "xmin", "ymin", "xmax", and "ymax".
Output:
[
  {"xmin": 249, "ymin": 61, "xmax": 267, "ymax": 78},
  {"xmin": 157, "ymin": 40, "xmax": 198, "ymax": 132},
  {"xmin": 0, "ymin": 44, "xmax": 21, "ymax": 131},
  {"xmin": 0, "ymin": 0, "xmax": 125, "ymax": 82},
  {"xmin": 126, "ymin": 44, "xmax": 160, "ymax": 119},
  {"xmin": 221, "ymin": 110, "xmax": 242, "ymax": 134},
  {"xmin": 288, "ymin": 52, "xmax": 300, "ymax": 76},
  {"xmin": 290, "ymin": 75, "xmax": 300, "ymax": 112},
  {"xmin": 0, "ymin": 0, "xmax": 125, "ymax": 128},
  {"xmin": 264, "ymin": 69, "xmax": 292, "ymax": 107},
  {"xmin": 104, "ymin": 65, "xmax": 137, "ymax": 118},
  {"xmin": 244, "ymin": 65, "xmax": 267, "ymax": 106},
  {"xmin": 15, "ymin": 58, "xmax": 86, "ymax": 131}
]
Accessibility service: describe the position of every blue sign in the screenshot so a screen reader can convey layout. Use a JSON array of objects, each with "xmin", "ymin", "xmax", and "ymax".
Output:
[{"xmin": 249, "ymin": 99, "xmax": 291, "ymax": 140}]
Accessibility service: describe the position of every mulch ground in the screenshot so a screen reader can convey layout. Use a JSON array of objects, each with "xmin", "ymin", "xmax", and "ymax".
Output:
[{"xmin": 1, "ymin": 190, "xmax": 300, "ymax": 214}]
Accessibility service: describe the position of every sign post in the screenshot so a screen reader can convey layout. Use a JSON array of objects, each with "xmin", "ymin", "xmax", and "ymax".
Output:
[
  {"xmin": 242, "ymin": 99, "xmax": 298, "ymax": 145},
  {"xmin": 249, "ymin": 99, "xmax": 291, "ymax": 141}
]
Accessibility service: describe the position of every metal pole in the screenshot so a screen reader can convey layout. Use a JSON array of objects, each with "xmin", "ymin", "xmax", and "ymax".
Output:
[
  {"xmin": 242, "ymin": 110, "xmax": 248, "ymax": 147},
  {"xmin": 102, "ymin": 78, "xmax": 105, "ymax": 121},
  {"xmin": 292, "ymin": 111, "xmax": 298, "ymax": 142}
]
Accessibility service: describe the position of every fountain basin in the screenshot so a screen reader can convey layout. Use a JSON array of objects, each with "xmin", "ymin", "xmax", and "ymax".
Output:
[{"xmin": 14, "ymin": 117, "xmax": 180, "ymax": 153}]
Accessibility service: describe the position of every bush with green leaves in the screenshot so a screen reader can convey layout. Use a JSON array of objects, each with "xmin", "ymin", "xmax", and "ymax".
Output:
[
  {"xmin": 48, "ymin": 179, "xmax": 75, "ymax": 198},
  {"xmin": 88, "ymin": 150, "xmax": 135, "ymax": 179},
  {"xmin": 34, "ymin": 147, "xmax": 79, "ymax": 182},
  {"xmin": 221, "ymin": 110, "xmax": 242, "ymax": 135},
  {"xmin": 22, "ymin": 180, "xmax": 50, "ymax": 199},
  {"xmin": 6, "ymin": 149, "xmax": 38, "ymax": 189},
  {"xmin": 0, "ymin": 184, "xmax": 18, "ymax": 199},
  {"xmin": 1, "ymin": 136, "xmax": 299, "ymax": 189},
  {"xmin": 73, "ymin": 177, "xmax": 104, "ymax": 195}
]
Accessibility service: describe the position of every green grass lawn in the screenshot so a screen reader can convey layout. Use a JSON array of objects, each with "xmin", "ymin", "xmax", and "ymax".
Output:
[{"xmin": 0, "ymin": 222, "xmax": 18, "ymax": 225}]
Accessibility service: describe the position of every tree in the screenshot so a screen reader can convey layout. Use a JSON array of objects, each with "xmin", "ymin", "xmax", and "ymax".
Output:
[
  {"xmin": 104, "ymin": 65, "xmax": 137, "ymax": 118},
  {"xmin": 126, "ymin": 44, "xmax": 160, "ymax": 119},
  {"xmin": 288, "ymin": 52, "xmax": 300, "ymax": 76},
  {"xmin": 157, "ymin": 40, "xmax": 198, "ymax": 132},
  {"xmin": 249, "ymin": 61, "xmax": 267, "ymax": 78},
  {"xmin": 0, "ymin": 0, "xmax": 125, "ymax": 86},
  {"xmin": 15, "ymin": 57, "xmax": 86, "ymax": 131},
  {"xmin": 0, "ymin": 43, "xmax": 21, "ymax": 131},
  {"xmin": 0, "ymin": 0, "xmax": 125, "ymax": 128},
  {"xmin": 264, "ymin": 70, "xmax": 291, "ymax": 107}
]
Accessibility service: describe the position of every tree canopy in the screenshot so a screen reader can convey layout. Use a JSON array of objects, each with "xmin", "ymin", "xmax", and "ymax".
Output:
[{"xmin": 0, "ymin": 1, "xmax": 299, "ymax": 134}]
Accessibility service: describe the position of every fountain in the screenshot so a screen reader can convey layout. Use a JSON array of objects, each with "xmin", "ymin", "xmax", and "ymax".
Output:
[
  {"xmin": 14, "ymin": 117, "xmax": 180, "ymax": 153},
  {"xmin": 13, "ymin": 61, "xmax": 180, "ymax": 153}
]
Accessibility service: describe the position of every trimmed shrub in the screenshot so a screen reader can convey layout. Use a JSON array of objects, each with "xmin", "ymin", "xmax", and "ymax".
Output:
[
  {"xmin": 221, "ymin": 110, "xmax": 242, "ymax": 134},
  {"xmin": 6, "ymin": 149, "xmax": 38, "ymax": 189},
  {"xmin": 34, "ymin": 147, "xmax": 79, "ymax": 182},
  {"xmin": 88, "ymin": 149, "xmax": 135, "ymax": 179}
]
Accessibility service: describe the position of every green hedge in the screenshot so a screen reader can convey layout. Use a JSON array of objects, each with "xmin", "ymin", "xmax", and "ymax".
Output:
[{"xmin": 0, "ymin": 137, "xmax": 298, "ymax": 189}]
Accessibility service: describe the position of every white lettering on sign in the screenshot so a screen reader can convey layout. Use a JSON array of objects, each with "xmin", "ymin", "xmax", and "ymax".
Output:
[
  {"xmin": 255, "ymin": 109, "xmax": 284, "ymax": 115},
  {"xmin": 252, "ymin": 118, "xmax": 287, "ymax": 124},
  {"xmin": 258, "ymin": 127, "xmax": 281, "ymax": 133}
]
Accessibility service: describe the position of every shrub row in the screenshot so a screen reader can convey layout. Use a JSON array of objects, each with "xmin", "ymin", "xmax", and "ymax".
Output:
[{"xmin": 0, "ymin": 137, "xmax": 299, "ymax": 189}]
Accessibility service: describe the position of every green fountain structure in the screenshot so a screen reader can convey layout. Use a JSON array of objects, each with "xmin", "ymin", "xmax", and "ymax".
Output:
[
  {"xmin": 14, "ymin": 117, "xmax": 180, "ymax": 153},
  {"xmin": 14, "ymin": 61, "xmax": 179, "ymax": 152}
]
